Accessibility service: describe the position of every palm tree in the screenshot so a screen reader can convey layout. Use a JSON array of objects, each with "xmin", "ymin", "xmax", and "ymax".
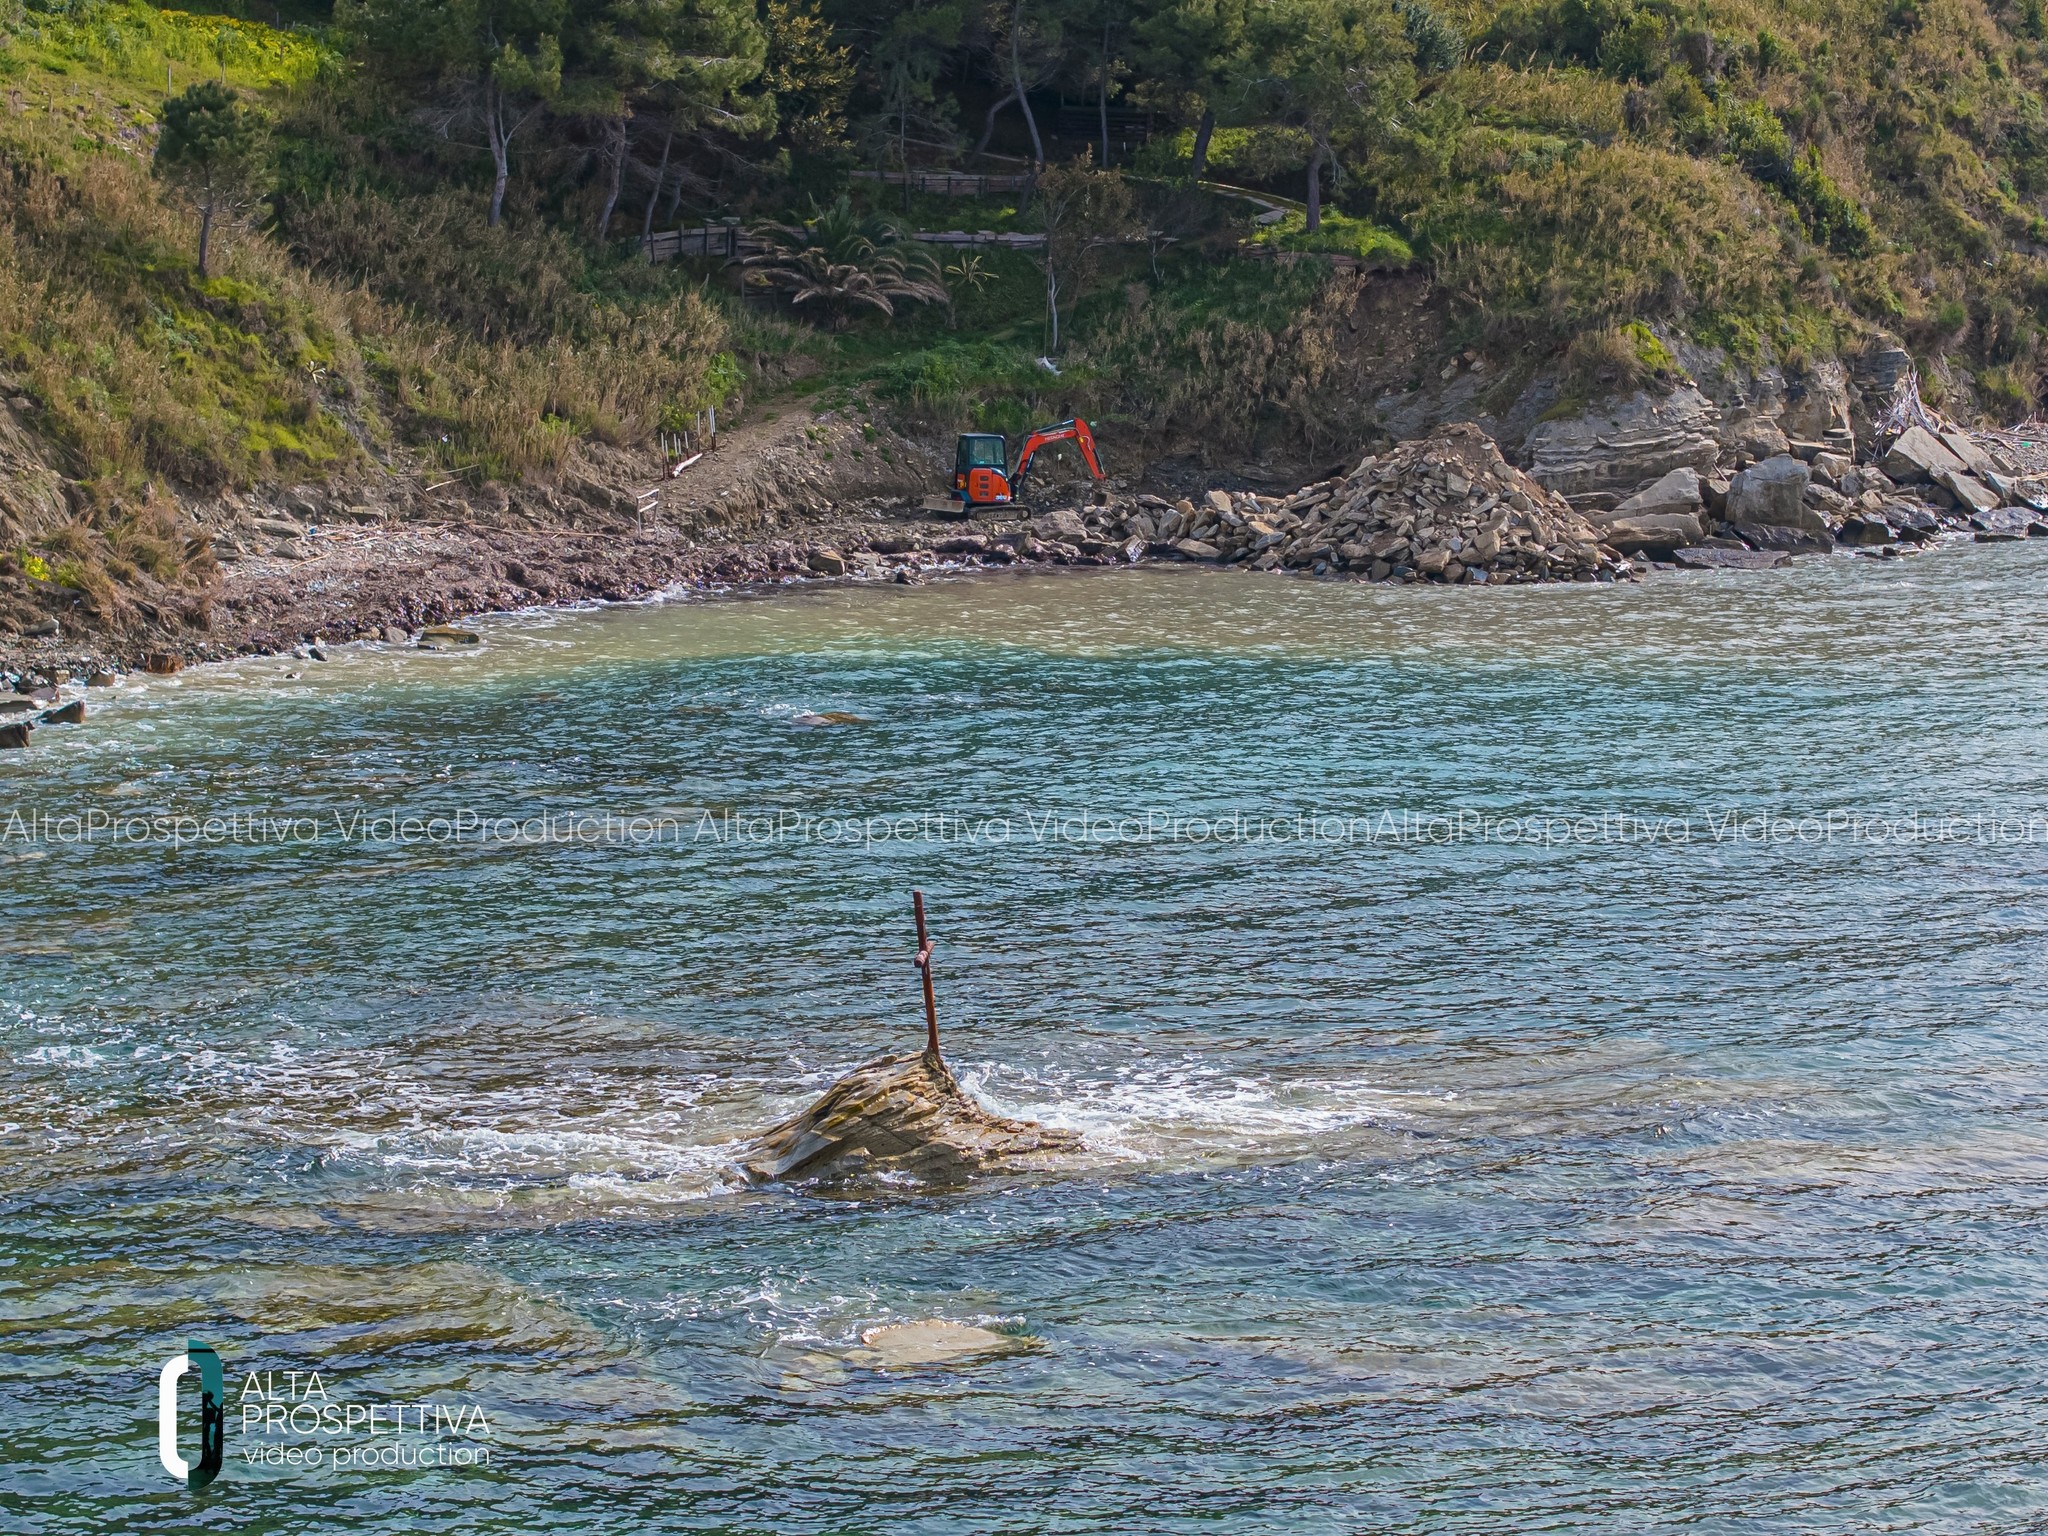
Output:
[{"xmin": 739, "ymin": 196, "xmax": 948, "ymax": 328}]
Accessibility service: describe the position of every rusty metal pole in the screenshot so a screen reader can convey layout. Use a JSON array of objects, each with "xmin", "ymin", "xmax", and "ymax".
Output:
[{"xmin": 912, "ymin": 890, "xmax": 939, "ymax": 1059}]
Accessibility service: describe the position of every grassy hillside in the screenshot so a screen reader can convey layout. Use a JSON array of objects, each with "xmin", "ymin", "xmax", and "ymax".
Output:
[
  {"xmin": 5, "ymin": 0, "xmax": 2048, "ymax": 636},
  {"xmin": 1428, "ymin": 0, "xmax": 2048, "ymax": 411}
]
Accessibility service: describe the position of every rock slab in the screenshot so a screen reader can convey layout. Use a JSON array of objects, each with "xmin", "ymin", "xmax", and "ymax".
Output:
[
  {"xmin": 1672, "ymin": 547, "xmax": 1793, "ymax": 570},
  {"xmin": 1523, "ymin": 388, "xmax": 1723, "ymax": 501},
  {"xmin": 852, "ymin": 1322, "xmax": 1027, "ymax": 1368},
  {"xmin": 1880, "ymin": 427, "xmax": 1965, "ymax": 484},
  {"xmin": 1609, "ymin": 467, "xmax": 1704, "ymax": 520}
]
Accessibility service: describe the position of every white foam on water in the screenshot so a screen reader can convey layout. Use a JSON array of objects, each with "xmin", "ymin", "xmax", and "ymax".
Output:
[
  {"xmin": 957, "ymin": 1055, "xmax": 1411, "ymax": 1162},
  {"xmin": 19, "ymin": 1044, "xmax": 108, "ymax": 1067}
]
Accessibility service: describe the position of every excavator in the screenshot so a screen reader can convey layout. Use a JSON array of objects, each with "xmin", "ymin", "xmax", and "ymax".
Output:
[{"xmin": 925, "ymin": 418, "xmax": 1105, "ymax": 511}]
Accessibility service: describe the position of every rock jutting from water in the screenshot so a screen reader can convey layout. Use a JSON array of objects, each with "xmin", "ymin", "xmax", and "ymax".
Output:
[{"xmin": 737, "ymin": 1048, "xmax": 1083, "ymax": 1188}]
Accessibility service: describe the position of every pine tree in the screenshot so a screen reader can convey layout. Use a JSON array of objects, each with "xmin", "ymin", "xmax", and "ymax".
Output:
[
  {"xmin": 564, "ymin": 0, "xmax": 771, "ymax": 241},
  {"xmin": 154, "ymin": 82, "xmax": 264, "ymax": 278}
]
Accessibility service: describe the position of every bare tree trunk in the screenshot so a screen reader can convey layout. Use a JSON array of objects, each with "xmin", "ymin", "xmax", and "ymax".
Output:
[
  {"xmin": 197, "ymin": 185, "xmax": 216, "ymax": 278},
  {"xmin": 1098, "ymin": 25, "xmax": 1110, "ymax": 167},
  {"xmin": 1305, "ymin": 137, "xmax": 1326, "ymax": 232},
  {"xmin": 976, "ymin": 88, "xmax": 1017, "ymax": 154},
  {"xmin": 1190, "ymin": 106, "xmax": 1215, "ymax": 181},
  {"xmin": 1011, "ymin": 0, "xmax": 1044, "ymax": 170},
  {"xmin": 487, "ymin": 85, "xmax": 511, "ymax": 228},
  {"xmin": 596, "ymin": 117, "xmax": 629, "ymax": 240},
  {"xmin": 1045, "ymin": 256, "xmax": 1059, "ymax": 354},
  {"xmin": 641, "ymin": 128, "xmax": 673, "ymax": 256}
]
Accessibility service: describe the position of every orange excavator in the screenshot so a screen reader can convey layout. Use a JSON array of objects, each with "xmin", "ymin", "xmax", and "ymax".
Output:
[{"xmin": 928, "ymin": 418, "xmax": 1105, "ymax": 510}]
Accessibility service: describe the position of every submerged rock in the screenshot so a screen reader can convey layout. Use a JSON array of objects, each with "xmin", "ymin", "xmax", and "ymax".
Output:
[
  {"xmin": 1671, "ymin": 546, "xmax": 1793, "ymax": 570},
  {"xmin": 852, "ymin": 1321, "xmax": 1029, "ymax": 1368},
  {"xmin": 738, "ymin": 1049, "xmax": 1083, "ymax": 1188}
]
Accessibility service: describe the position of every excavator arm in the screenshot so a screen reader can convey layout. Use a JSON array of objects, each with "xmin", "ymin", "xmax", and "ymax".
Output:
[{"xmin": 1009, "ymin": 419, "xmax": 1105, "ymax": 496}]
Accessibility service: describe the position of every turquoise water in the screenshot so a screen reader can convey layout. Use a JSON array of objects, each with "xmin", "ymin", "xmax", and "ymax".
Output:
[{"xmin": 4, "ymin": 549, "xmax": 2048, "ymax": 1532}]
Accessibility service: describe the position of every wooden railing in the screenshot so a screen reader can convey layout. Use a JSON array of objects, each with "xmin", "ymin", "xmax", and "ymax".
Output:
[
  {"xmin": 642, "ymin": 225, "xmax": 1048, "ymax": 263},
  {"xmin": 911, "ymin": 230, "xmax": 1044, "ymax": 249},
  {"xmin": 851, "ymin": 170, "xmax": 1033, "ymax": 196},
  {"xmin": 641, "ymin": 224, "xmax": 767, "ymax": 263}
]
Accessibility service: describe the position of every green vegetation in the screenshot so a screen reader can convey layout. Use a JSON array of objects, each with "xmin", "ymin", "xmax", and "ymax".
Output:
[
  {"xmin": 6, "ymin": 0, "xmax": 2048, "ymax": 628},
  {"xmin": 154, "ymin": 80, "xmax": 264, "ymax": 276},
  {"xmin": 1251, "ymin": 209, "xmax": 1414, "ymax": 264},
  {"xmin": 740, "ymin": 196, "xmax": 949, "ymax": 325}
]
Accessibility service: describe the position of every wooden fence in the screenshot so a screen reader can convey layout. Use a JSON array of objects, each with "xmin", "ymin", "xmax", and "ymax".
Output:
[
  {"xmin": 851, "ymin": 170, "xmax": 1033, "ymax": 196},
  {"xmin": 642, "ymin": 224, "xmax": 766, "ymax": 263},
  {"xmin": 642, "ymin": 225, "xmax": 1047, "ymax": 263},
  {"xmin": 912, "ymin": 230, "xmax": 1044, "ymax": 249}
]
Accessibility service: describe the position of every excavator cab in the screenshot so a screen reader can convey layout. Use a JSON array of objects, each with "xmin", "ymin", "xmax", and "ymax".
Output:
[
  {"xmin": 954, "ymin": 433, "xmax": 1011, "ymax": 504},
  {"xmin": 935, "ymin": 418, "xmax": 1106, "ymax": 510}
]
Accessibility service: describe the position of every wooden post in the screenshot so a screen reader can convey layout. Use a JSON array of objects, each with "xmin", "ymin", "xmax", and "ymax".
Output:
[{"xmin": 912, "ymin": 890, "xmax": 939, "ymax": 1059}]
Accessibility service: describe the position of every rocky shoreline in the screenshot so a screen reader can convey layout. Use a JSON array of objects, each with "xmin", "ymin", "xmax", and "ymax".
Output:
[{"xmin": 4, "ymin": 417, "xmax": 2045, "ymax": 751}]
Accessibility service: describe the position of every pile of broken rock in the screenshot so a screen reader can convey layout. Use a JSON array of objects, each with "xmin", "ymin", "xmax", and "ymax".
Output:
[
  {"xmin": 1092, "ymin": 417, "xmax": 2045, "ymax": 582},
  {"xmin": 1116, "ymin": 424, "xmax": 1636, "ymax": 585}
]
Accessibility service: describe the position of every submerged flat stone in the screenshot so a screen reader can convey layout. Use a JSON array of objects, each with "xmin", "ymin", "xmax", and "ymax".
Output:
[
  {"xmin": 853, "ymin": 1321, "xmax": 1027, "ymax": 1367},
  {"xmin": 1671, "ymin": 546, "xmax": 1793, "ymax": 571},
  {"xmin": 738, "ymin": 1049, "xmax": 1083, "ymax": 1188}
]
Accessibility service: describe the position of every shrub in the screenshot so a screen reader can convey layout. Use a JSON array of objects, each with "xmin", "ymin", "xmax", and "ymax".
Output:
[
  {"xmin": 740, "ymin": 195, "xmax": 947, "ymax": 328},
  {"xmin": 1562, "ymin": 321, "xmax": 1679, "ymax": 395},
  {"xmin": 1251, "ymin": 209, "xmax": 1414, "ymax": 265}
]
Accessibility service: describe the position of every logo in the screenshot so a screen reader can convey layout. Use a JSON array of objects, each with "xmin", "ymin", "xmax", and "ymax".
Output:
[{"xmin": 158, "ymin": 1340, "xmax": 225, "ymax": 1489}]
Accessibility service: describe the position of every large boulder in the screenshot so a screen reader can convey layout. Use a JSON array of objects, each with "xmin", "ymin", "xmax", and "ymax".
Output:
[
  {"xmin": 1837, "ymin": 511, "xmax": 1895, "ymax": 547},
  {"xmin": 1600, "ymin": 512, "xmax": 1705, "ymax": 551},
  {"xmin": 1610, "ymin": 466, "xmax": 1704, "ymax": 519},
  {"xmin": 1940, "ymin": 429, "xmax": 2004, "ymax": 480},
  {"xmin": 1523, "ymin": 387, "xmax": 1723, "ymax": 502},
  {"xmin": 1972, "ymin": 507, "xmax": 2048, "ymax": 538},
  {"xmin": 1881, "ymin": 426, "xmax": 1965, "ymax": 484},
  {"xmin": 1726, "ymin": 416, "xmax": 1791, "ymax": 463},
  {"xmin": 1726, "ymin": 455, "xmax": 1823, "ymax": 531},
  {"xmin": 1032, "ymin": 507, "xmax": 1091, "ymax": 545},
  {"xmin": 1776, "ymin": 355, "xmax": 1855, "ymax": 445},
  {"xmin": 738, "ymin": 1050, "xmax": 1083, "ymax": 1187},
  {"xmin": 1732, "ymin": 520, "xmax": 1834, "ymax": 553},
  {"xmin": 1934, "ymin": 470, "xmax": 2000, "ymax": 516}
]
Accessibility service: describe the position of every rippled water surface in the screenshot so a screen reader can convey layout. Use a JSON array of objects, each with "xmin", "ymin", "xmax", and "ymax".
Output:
[{"xmin": 4, "ymin": 549, "xmax": 2048, "ymax": 1533}]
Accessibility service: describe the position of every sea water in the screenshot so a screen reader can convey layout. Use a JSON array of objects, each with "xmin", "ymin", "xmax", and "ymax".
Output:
[{"xmin": 3, "ymin": 549, "xmax": 2046, "ymax": 1532}]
